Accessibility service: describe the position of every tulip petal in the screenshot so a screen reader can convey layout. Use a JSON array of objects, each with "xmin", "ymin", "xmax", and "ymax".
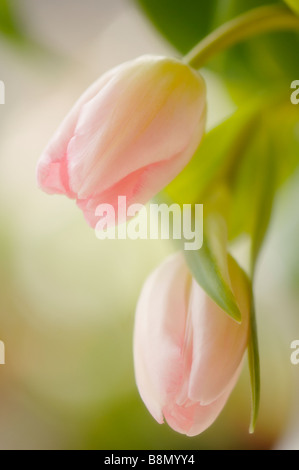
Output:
[
  {"xmin": 37, "ymin": 55, "xmax": 206, "ymax": 227},
  {"xmin": 134, "ymin": 253, "xmax": 190, "ymax": 422},
  {"xmin": 163, "ymin": 361, "xmax": 244, "ymax": 436},
  {"xmin": 188, "ymin": 257, "xmax": 250, "ymax": 405},
  {"xmin": 76, "ymin": 121, "xmax": 205, "ymax": 229},
  {"xmin": 68, "ymin": 56, "xmax": 205, "ymax": 199},
  {"xmin": 134, "ymin": 253, "xmax": 250, "ymax": 436},
  {"xmin": 37, "ymin": 68, "xmax": 115, "ymax": 195}
]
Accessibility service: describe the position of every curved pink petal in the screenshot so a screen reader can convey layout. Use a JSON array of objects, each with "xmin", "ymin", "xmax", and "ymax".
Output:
[
  {"xmin": 68, "ymin": 57, "xmax": 205, "ymax": 198},
  {"xmin": 134, "ymin": 254, "xmax": 190, "ymax": 423},
  {"xmin": 36, "ymin": 67, "xmax": 116, "ymax": 195},
  {"xmin": 163, "ymin": 361, "xmax": 244, "ymax": 437},
  {"xmin": 188, "ymin": 257, "xmax": 250, "ymax": 405},
  {"xmin": 76, "ymin": 120, "xmax": 205, "ymax": 229}
]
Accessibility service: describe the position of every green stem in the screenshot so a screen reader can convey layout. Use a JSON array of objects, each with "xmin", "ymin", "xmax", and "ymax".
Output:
[
  {"xmin": 247, "ymin": 283, "xmax": 260, "ymax": 434},
  {"xmin": 184, "ymin": 4, "xmax": 299, "ymax": 69}
]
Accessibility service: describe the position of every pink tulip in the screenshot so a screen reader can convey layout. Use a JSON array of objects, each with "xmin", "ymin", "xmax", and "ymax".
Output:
[
  {"xmin": 37, "ymin": 55, "xmax": 206, "ymax": 227},
  {"xmin": 134, "ymin": 253, "xmax": 250, "ymax": 436}
]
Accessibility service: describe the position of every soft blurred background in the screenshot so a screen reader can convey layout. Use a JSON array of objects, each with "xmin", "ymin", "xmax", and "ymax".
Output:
[{"xmin": 0, "ymin": 0, "xmax": 299, "ymax": 449}]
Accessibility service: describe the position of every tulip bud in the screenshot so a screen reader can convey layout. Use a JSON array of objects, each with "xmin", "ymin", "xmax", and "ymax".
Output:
[
  {"xmin": 37, "ymin": 55, "xmax": 206, "ymax": 227},
  {"xmin": 134, "ymin": 253, "xmax": 250, "ymax": 436}
]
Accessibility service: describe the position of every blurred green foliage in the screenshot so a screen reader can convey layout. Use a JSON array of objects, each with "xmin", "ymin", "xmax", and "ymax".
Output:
[
  {"xmin": 136, "ymin": 0, "xmax": 299, "ymax": 96},
  {"xmin": 284, "ymin": 0, "xmax": 299, "ymax": 15},
  {"xmin": 135, "ymin": 0, "xmax": 218, "ymax": 54},
  {"xmin": 0, "ymin": 0, "xmax": 23, "ymax": 42}
]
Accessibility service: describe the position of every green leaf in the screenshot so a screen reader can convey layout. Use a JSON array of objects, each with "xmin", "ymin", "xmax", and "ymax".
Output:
[
  {"xmin": 164, "ymin": 95, "xmax": 295, "ymax": 277},
  {"xmin": 268, "ymin": 100, "xmax": 299, "ymax": 187},
  {"xmin": 248, "ymin": 286, "xmax": 260, "ymax": 433},
  {"xmin": 185, "ymin": 212, "xmax": 242, "ymax": 323},
  {"xmin": 284, "ymin": 0, "xmax": 299, "ymax": 15},
  {"xmin": 250, "ymin": 150, "xmax": 275, "ymax": 274},
  {"xmin": 165, "ymin": 93, "xmax": 298, "ymax": 277},
  {"xmin": 228, "ymin": 121, "xmax": 276, "ymax": 275},
  {"xmin": 155, "ymin": 190, "xmax": 242, "ymax": 322},
  {"xmin": 227, "ymin": 94, "xmax": 299, "ymax": 273}
]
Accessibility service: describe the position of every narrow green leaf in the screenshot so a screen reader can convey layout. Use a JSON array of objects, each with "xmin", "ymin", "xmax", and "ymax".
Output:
[
  {"xmin": 248, "ymin": 287, "xmax": 260, "ymax": 433},
  {"xmin": 185, "ymin": 212, "xmax": 242, "ymax": 323},
  {"xmin": 250, "ymin": 139, "xmax": 276, "ymax": 275},
  {"xmin": 228, "ymin": 121, "xmax": 276, "ymax": 275},
  {"xmin": 165, "ymin": 94, "xmax": 296, "ymax": 279},
  {"xmin": 284, "ymin": 0, "xmax": 299, "ymax": 15},
  {"xmin": 155, "ymin": 190, "xmax": 242, "ymax": 322}
]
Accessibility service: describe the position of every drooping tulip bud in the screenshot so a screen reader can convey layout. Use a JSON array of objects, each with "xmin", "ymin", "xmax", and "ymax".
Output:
[
  {"xmin": 133, "ymin": 253, "xmax": 250, "ymax": 436},
  {"xmin": 37, "ymin": 55, "xmax": 206, "ymax": 227}
]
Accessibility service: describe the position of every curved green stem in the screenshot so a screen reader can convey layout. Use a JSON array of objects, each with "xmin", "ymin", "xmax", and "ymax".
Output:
[{"xmin": 184, "ymin": 4, "xmax": 299, "ymax": 69}]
